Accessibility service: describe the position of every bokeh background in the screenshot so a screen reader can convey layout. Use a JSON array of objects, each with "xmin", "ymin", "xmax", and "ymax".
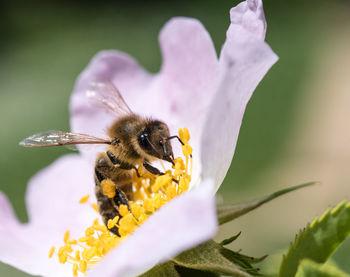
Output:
[{"xmin": 1, "ymin": 0, "xmax": 349, "ymax": 276}]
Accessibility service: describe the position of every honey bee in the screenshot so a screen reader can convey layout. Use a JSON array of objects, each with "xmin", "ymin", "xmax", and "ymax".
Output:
[{"xmin": 20, "ymin": 82, "xmax": 185, "ymax": 235}]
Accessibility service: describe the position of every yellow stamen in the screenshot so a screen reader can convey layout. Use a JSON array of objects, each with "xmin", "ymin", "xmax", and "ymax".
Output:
[
  {"xmin": 64, "ymin": 230, "xmax": 70, "ymax": 243},
  {"xmin": 144, "ymin": 198, "xmax": 155, "ymax": 213},
  {"xmin": 179, "ymin": 175, "xmax": 191, "ymax": 192},
  {"xmin": 131, "ymin": 203, "xmax": 142, "ymax": 218},
  {"xmin": 73, "ymin": 264, "xmax": 78, "ymax": 276},
  {"xmin": 59, "ymin": 253, "xmax": 67, "ymax": 264},
  {"xmin": 91, "ymin": 203, "xmax": 98, "ymax": 212},
  {"xmin": 48, "ymin": 246, "xmax": 55, "ymax": 258},
  {"xmin": 166, "ymin": 185, "xmax": 177, "ymax": 199},
  {"xmin": 79, "ymin": 260, "xmax": 87, "ymax": 273},
  {"xmin": 119, "ymin": 204, "xmax": 129, "ymax": 217},
  {"xmin": 179, "ymin": 127, "xmax": 190, "ymax": 143},
  {"xmin": 182, "ymin": 144, "xmax": 192, "ymax": 157},
  {"xmin": 79, "ymin": 195, "xmax": 90, "ymax": 204},
  {"xmin": 75, "ymin": 250, "xmax": 81, "ymax": 261},
  {"xmin": 52, "ymin": 127, "xmax": 193, "ymax": 276},
  {"xmin": 118, "ymin": 214, "xmax": 137, "ymax": 236},
  {"xmin": 152, "ymin": 174, "xmax": 171, "ymax": 193}
]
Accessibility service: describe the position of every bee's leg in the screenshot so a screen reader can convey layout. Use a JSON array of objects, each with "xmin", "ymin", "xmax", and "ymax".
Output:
[
  {"xmin": 112, "ymin": 188, "xmax": 129, "ymax": 208},
  {"xmin": 107, "ymin": 151, "xmax": 135, "ymax": 174},
  {"xmin": 143, "ymin": 161, "xmax": 165, "ymax": 175},
  {"xmin": 106, "ymin": 151, "xmax": 121, "ymax": 166},
  {"xmin": 132, "ymin": 166, "xmax": 141, "ymax": 178},
  {"xmin": 95, "ymin": 153, "xmax": 126, "ymax": 236},
  {"xmin": 143, "ymin": 160, "xmax": 179, "ymax": 183}
]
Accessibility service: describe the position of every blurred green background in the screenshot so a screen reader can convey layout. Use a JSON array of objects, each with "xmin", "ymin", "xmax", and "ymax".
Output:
[{"xmin": 1, "ymin": 0, "xmax": 349, "ymax": 276}]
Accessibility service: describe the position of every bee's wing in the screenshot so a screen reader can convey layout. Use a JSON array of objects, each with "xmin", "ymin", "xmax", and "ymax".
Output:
[
  {"xmin": 19, "ymin": 130, "xmax": 111, "ymax": 147},
  {"xmin": 86, "ymin": 81, "xmax": 132, "ymax": 116}
]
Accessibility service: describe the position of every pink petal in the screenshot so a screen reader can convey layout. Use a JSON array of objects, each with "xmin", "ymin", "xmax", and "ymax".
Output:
[
  {"xmin": 227, "ymin": 0, "xmax": 267, "ymax": 42},
  {"xmin": 89, "ymin": 179, "xmax": 217, "ymax": 277},
  {"xmin": 155, "ymin": 17, "xmax": 219, "ymax": 183},
  {"xmin": 0, "ymin": 155, "xmax": 99, "ymax": 276},
  {"xmin": 157, "ymin": 17, "xmax": 218, "ymax": 127},
  {"xmin": 26, "ymin": 154, "xmax": 97, "ymax": 235},
  {"xmin": 70, "ymin": 51, "xmax": 153, "ymax": 161},
  {"xmin": 69, "ymin": 18, "xmax": 219, "ymax": 164},
  {"xmin": 200, "ymin": 0, "xmax": 278, "ymax": 190},
  {"xmin": 0, "ymin": 192, "xmax": 73, "ymax": 277}
]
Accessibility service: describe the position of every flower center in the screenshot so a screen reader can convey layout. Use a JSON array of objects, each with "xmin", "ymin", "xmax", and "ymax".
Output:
[{"xmin": 49, "ymin": 128, "xmax": 193, "ymax": 276}]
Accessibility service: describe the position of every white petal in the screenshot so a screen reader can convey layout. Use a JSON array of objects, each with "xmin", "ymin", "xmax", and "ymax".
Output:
[
  {"xmin": 70, "ymin": 50, "xmax": 153, "ymax": 161},
  {"xmin": 88, "ymin": 179, "xmax": 217, "ymax": 277},
  {"xmin": 26, "ymin": 154, "xmax": 96, "ymax": 235},
  {"xmin": 154, "ymin": 17, "xmax": 220, "ymax": 186},
  {"xmin": 200, "ymin": 0, "xmax": 278, "ymax": 190},
  {"xmin": 157, "ymin": 17, "xmax": 218, "ymax": 126},
  {"xmin": 0, "ymin": 192, "xmax": 73, "ymax": 277}
]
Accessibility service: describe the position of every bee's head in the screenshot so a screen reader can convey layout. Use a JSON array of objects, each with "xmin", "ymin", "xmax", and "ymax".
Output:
[{"xmin": 138, "ymin": 120, "xmax": 174, "ymax": 165}]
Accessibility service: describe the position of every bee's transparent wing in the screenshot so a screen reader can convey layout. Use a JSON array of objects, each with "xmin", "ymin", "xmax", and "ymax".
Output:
[
  {"xmin": 19, "ymin": 130, "xmax": 111, "ymax": 148},
  {"xmin": 86, "ymin": 81, "xmax": 132, "ymax": 116}
]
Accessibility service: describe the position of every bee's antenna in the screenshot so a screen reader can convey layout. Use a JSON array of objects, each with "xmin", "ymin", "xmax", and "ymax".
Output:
[
  {"xmin": 166, "ymin": 136, "xmax": 192, "ymax": 158},
  {"xmin": 166, "ymin": 136, "xmax": 184, "ymax": 145}
]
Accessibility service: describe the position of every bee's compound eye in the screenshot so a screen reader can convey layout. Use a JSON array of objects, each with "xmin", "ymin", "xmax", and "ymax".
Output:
[
  {"xmin": 97, "ymin": 157, "xmax": 108, "ymax": 166},
  {"xmin": 138, "ymin": 129, "xmax": 151, "ymax": 151}
]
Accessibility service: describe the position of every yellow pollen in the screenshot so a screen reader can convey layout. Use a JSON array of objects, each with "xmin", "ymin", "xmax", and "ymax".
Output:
[
  {"xmin": 52, "ymin": 127, "xmax": 193, "ymax": 276},
  {"xmin": 152, "ymin": 174, "xmax": 171, "ymax": 193},
  {"xmin": 64, "ymin": 230, "xmax": 70, "ymax": 243},
  {"xmin": 48, "ymin": 246, "xmax": 55, "ymax": 258},
  {"xmin": 79, "ymin": 260, "xmax": 87, "ymax": 273},
  {"xmin": 59, "ymin": 253, "xmax": 67, "ymax": 264},
  {"xmin": 131, "ymin": 203, "xmax": 142, "ymax": 218},
  {"xmin": 118, "ymin": 214, "xmax": 137, "ymax": 236},
  {"xmin": 144, "ymin": 198, "xmax": 155, "ymax": 212},
  {"xmin": 68, "ymin": 239, "xmax": 77, "ymax": 245},
  {"xmin": 75, "ymin": 250, "xmax": 81, "ymax": 261},
  {"xmin": 166, "ymin": 185, "xmax": 177, "ymax": 199},
  {"xmin": 79, "ymin": 195, "xmax": 90, "ymax": 203},
  {"xmin": 73, "ymin": 264, "xmax": 78, "ymax": 276},
  {"xmin": 119, "ymin": 204, "xmax": 129, "ymax": 217},
  {"xmin": 91, "ymin": 203, "xmax": 98, "ymax": 212},
  {"xmin": 179, "ymin": 127, "xmax": 190, "ymax": 143},
  {"xmin": 85, "ymin": 227, "xmax": 95, "ymax": 237},
  {"xmin": 182, "ymin": 144, "xmax": 192, "ymax": 157},
  {"xmin": 101, "ymin": 179, "xmax": 116, "ymax": 198}
]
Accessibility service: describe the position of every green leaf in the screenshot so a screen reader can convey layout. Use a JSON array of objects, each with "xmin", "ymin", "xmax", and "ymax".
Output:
[
  {"xmin": 279, "ymin": 201, "xmax": 350, "ymax": 277},
  {"xmin": 217, "ymin": 182, "xmax": 317, "ymax": 225},
  {"xmin": 139, "ymin": 261, "xmax": 220, "ymax": 277},
  {"xmin": 295, "ymin": 259, "xmax": 350, "ymax": 277},
  {"xmin": 172, "ymin": 240, "xmax": 261, "ymax": 277},
  {"xmin": 140, "ymin": 236, "xmax": 266, "ymax": 277},
  {"xmin": 140, "ymin": 261, "xmax": 180, "ymax": 277},
  {"xmin": 220, "ymin": 232, "xmax": 242, "ymax": 246}
]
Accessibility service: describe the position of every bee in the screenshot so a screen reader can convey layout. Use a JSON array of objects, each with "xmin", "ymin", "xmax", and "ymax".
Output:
[{"xmin": 20, "ymin": 82, "xmax": 185, "ymax": 235}]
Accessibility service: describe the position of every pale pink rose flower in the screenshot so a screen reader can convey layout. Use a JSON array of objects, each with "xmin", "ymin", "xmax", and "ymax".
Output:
[{"xmin": 0, "ymin": 0, "xmax": 277, "ymax": 276}]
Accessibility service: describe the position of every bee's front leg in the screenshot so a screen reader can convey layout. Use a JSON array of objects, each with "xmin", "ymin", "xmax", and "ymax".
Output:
[
  {"xmin": 106, "ymin": 150, "xmax": 140, "ymax": 177},
  {"xmin": 143, "ymin": 160, "xmax": 179, "ymax": 183},
  {"xmin": 143, "ymin": 161, "xmax": 165, "ymax": 175},
  {"xmin": 106, "ymin": 151, "xmax": 121, "ymax": 166}
]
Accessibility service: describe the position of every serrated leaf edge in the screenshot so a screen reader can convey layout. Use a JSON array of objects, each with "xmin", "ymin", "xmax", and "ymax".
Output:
[{"xmin": 280, "ymin": 200, "xmax": 350, "ymax": 276}]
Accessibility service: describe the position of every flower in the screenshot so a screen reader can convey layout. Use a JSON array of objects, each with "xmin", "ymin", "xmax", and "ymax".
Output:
[{"xmin": 0, "ymin": 0, "xmax": 277, "ymax": 276}]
